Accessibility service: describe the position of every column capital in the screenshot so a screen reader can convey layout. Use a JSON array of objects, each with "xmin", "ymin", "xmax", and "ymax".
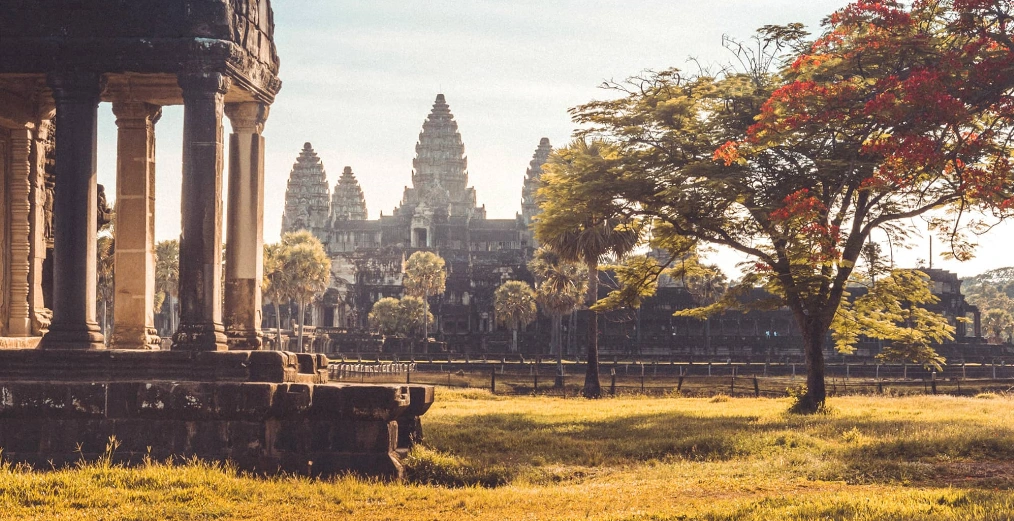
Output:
[
  {"xmin": 177, "ymin": 72, "xmax": 231, "ymax": 100},
  {"xmin": 111, "ymin": 102, "xmax": 162, "ymax": 128},
  {"xmin": 225, "ymin": 102, "xmax": 270, "ymax": 134},
  {"xmin": 46, "ymin": 71, "xmax": 103, "ymax": 103}
]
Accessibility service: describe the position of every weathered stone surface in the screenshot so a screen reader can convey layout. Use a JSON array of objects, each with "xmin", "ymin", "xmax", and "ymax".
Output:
[
  {"xmin": 0, "ymin": 0, "xmax": 281, "ymax": 104},
  {"xmin": 0, "ymin": 349, "xmax": 328, "ymax": 383},
  {"xmin": 0, "ymin": 379, "xmax": 432, "ymax": 479}
]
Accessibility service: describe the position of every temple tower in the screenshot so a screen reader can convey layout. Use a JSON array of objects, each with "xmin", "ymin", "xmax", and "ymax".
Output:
[
  {"xmin": 331, "ymin": 166, "xmax": 368, "ymax": 223},
  {"xmin": 521, "ymin": 137, "xmax": 552, "ymax": 227},
  {"xmin": 397, "ymin": 94, "xmax": 480, "ymax": 221},
  {"xmin": 281, "ymin": 142, "xmax": 331, "ymax": 238}
]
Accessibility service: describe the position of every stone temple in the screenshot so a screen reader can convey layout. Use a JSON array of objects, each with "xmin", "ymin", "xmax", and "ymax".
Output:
[
  {"xmin": 0, "ymin": 0, "xmax": 432, "ymax": 478},
  {"xmin": 279, "ymin": 95, "xmax": 551, "ymax": 350}
]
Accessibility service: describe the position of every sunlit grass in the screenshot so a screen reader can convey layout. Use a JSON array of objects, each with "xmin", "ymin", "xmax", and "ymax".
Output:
[{"xmin": 3, "ymin": 390, "xmax": 1014, "ymax": 520}]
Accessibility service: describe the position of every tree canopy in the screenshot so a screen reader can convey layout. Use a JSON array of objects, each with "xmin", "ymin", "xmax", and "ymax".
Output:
[
  {"xmin": 494, "ymin": 280, "xmax": 538, "ymax": 353},
  {"xmin": 547, "ymin": 0, "xmax": 1014, "ymax": 411},
  {"xmin": 368, "ymin": 296, "xmax": 431, "ymax": 339},
  {"xmin": 403, "ymin": 251, "xmax": 447, "ymax": 344}
]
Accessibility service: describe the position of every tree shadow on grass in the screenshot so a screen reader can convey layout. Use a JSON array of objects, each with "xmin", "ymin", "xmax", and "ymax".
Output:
[{"xmin": 423, "ymin": 410, "xmax": 1014, "ymax": 487}]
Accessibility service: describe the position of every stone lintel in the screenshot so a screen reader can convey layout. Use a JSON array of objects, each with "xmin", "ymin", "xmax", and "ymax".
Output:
[{"xmin": 0, "ymin": 349, "xmax": 330, "ymax": 384}]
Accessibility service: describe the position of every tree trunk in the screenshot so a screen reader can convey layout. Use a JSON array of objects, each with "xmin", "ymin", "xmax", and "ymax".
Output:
[
  {"xmin": 273, "ymin": 301, "xmax": 282, "ymax": 351},
  {"xmin": 512, "ymin": 328, "xmax": 518, "ymax": 353},
  {"xmin": 583, "ymin": 259, "xmax": 601, "ymax": 398},
  {"xmin": 554, "ymin": 312, "xmax": 564, "ymax": 388},
  {"xmin": 297, "ymin": 299, "xmax": 306, "ymax": 353},
  {"xmin": 796, "ymin": 316, "xmax": 828, "ymax": 413},
  {"xmin": 705, "ymin": 317, "xmax": 712, "ymax": 354},
  {"xmin": 419, "ymin": 294, "xmax": 428, "ymax": 354}
]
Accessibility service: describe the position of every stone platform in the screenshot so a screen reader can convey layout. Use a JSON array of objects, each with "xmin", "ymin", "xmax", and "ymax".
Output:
[{"xmin": 0, "ymin": 350, "xmax": 434, "ymax": 478}]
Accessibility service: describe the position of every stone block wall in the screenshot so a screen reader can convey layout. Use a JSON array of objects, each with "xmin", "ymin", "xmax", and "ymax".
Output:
[{"xmin": 0, "ymin": 381, "xmax": 432, "ymax": 478}]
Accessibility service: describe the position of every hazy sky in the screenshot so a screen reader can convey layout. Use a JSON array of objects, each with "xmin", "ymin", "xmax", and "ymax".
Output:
[{"xmin": 94, "ymin": 0, "xmax": 1013, "ymax": 278}]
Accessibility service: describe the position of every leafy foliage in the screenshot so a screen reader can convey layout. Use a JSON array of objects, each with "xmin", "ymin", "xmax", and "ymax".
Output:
[
  {"xmin": 403, "ymin": 251, "xmax": 447, "ymax": 341},
  {"xmin": 529, "ymin": 248, "xmax": 587, "ymax": 361},
  {"xmin": 549, "ymin": 1, "xmax": 1014, "ymax": 410},
  {"xmin": 368, "ymin": 296, "xmax": 431, "ymax": 338},
  {"xmin": 154, "ymin": 240, "xmax": 179, "ymax": 328},
  {"xmin": 494, "ymin": 280, "xmax": 538, "ymax": 353},
  {"xmin": 831, "ymin": 270, "xmax": 953, "ymax": 370},
  {"xmin": 535, "ymin": 138, "xmax": 641, "ymax": 397}
]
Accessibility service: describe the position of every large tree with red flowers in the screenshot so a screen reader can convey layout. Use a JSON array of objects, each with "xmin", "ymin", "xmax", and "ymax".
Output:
[{"xmin": 561, "ymin": 0, "xmax": 1014, "ymax": 412}]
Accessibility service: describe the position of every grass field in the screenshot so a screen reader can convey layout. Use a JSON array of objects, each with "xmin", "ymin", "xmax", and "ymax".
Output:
[{"xmin": 4, "ymin": 390, "xmax": 1014, "ymax": 520}]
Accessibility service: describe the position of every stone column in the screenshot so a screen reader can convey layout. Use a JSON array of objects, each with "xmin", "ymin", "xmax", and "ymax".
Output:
[
  {"xmin": 171, "ymin": 73, "xmax": 230, "ymax": 351},
  {"xmin": 39, "ymin": 72, "xmax": 104, "ymax": 350},
  {"xmin": 28, "ymin": 120, "xmax": 53, "ymax": 336},
  {"xmin": 224, "ymin": 102, "xmax": 269, "ymax": 350},
  {"xmin": 8, "ymin": 128, "xmax": 33, "ymax": 336},
  {"xmin": 111, "ymin": 102, "xmax": 161, "ymax": 349}
]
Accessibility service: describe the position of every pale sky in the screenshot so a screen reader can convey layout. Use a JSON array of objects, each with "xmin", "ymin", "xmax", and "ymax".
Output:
[{"xmin": 94, "ymin": 0, "xmax": 1013, "ymax": 279}]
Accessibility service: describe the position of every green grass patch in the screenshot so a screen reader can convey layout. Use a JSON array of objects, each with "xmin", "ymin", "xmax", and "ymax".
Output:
[{"xmin": 4, "ymin": 390, "xmax": 1014, "ymax": 519}]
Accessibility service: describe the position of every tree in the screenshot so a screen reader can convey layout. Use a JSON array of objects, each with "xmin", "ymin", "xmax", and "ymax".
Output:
[
  {"xmin": 262, "ymin": 242, "xmax": 289, "ymax": 349},
  {"xmin": 559, "ymin": 2, "xmax": 1014, "ymax": 411},
  {"xmin": 368, "ymin": 296, "xmax": 431, "ymax": 339},
  {"xmin": 403, "ymin": 251, "xmax": 446, "ymax": 350},
  {"xmin": 280, "ymin": 230, "xmax": 331, "ymax": 353},
  {"xmin": 982, "ymin": 308, "xmax": 1013, "ymax": 344},
  {"xmin": 529, "ymin": 248, "xmax": 587, "ymax": 384},
  {"xmin": 155, "ymin": 239, "xmax": 179, "ymax": 337},
  {"xmin": 831, "ymin": 269, "xmax": 953, "ymax": 370},
  {"xmin": 96, "ymin": 235, "xmax": 114, "ymax": 343},
  {"xmin": 494, "ymin": 280, "xmax": 538, "ymax": 353},
  {"xmin": 535, "ymin": 138, "xmax": 640, "ymax": 398}
]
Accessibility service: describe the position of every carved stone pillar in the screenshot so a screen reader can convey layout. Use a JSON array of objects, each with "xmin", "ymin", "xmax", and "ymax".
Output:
[
  {"xmin": 7, "ymin": 129, "xmax": 32, "ymax": 337},
  {"xmin": 224, "ymin": 102, "xmax": 269, "ymax": 350},
  {"xmin": 111, "ymin": 102, "xmax": 161, "ymax": 349},
  {"xmin": 28, "ymin": 120, "xmax": 53, "ymax": 336},
  {"xmin": 171, "ymin": 73, "xmax": 230, "ymax": 351},
  {"xmin": 39, "ymin": 71, "xmax": 104, "ymax": 350}
]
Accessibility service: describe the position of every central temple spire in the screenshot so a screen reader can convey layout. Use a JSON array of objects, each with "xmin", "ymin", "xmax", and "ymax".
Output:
[{"xmin": 398, "ymin": 94, "xmax": 479, "ymax": 219}]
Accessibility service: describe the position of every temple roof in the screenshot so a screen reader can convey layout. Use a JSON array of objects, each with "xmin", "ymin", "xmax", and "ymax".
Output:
[
  {"xmin": 331, "ymin": 166, "xmax": 368, "ymax": 222},
  {"xmin": 522, "ymin": 137, "xmax": 552, "ymax": 224},
  {"xmin": 399, "ymin": 94, "xmax": 479, "ymax": 218},
  {"xmin": 281, "ymin": 142, "xmax": 331, "ymax": 235}
]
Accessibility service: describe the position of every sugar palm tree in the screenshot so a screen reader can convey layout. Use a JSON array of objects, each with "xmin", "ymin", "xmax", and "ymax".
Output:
[
  {"xmin": 96, "ymin": 235, "xmax": 115, "ymax": 343},
  {"xmin": 262, "ymin": 242, "xmax": 289, "ymax": 350},
  {"xmin": 494, "ymin": 280, "xmax": 538, "ymax": 353},
  {"xmin": 403, "ymin": 251, "xmax": 446, "ymax": 351},
  {"xmin": 536, "ymin": 138, "xmax": 640, "ymax": 398},
  {"xmin": 529, "ymin": 248, "xmax": 587, "ymax": 384},
  {"xmin": 155, "ymin": 239, "xmax": 179, "ymax": 337},
  {"xmin": 281, "ymin": 230, "xmax": 332, "ymax": 353}
]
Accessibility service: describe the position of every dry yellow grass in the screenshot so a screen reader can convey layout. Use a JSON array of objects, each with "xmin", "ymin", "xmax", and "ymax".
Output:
[{"xmin": 3, "ymin": 390, "xmax": 1014, "ymax": 520}]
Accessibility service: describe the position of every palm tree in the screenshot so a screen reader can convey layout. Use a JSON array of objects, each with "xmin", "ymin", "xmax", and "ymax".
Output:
[
  {"xmin": 403, "ymin": 251, "xmax": 446, "ymax": 351},
  {"xmin": 155, "ymin": 239, "xmax": 180, "ymax": 337},
  {"xmin": 529, "ymin": 248, "xmax": 587, "ymax": 385},
  {"xmin": 536, "ymin": 139, "xmax": 640, "ymax": 398},
  {"xmin": 262, "ymin": 242, "xmax": 289, "ymax": 350},
  {"xmin": 281, "ymin": 230, "xmax": 332, "ymax": 353},
  {"xmin": 494, "ymin": 280, "xmax": 538, "ymax": 353},
  {"xmin": 96, "ymin": 235, "xmax": 115, "ymax": 343}
]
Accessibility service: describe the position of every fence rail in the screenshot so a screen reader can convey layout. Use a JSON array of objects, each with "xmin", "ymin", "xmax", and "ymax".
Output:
[{"xmin": 326, "ymin": 360, "xmax": 1014, "ymax": 397}]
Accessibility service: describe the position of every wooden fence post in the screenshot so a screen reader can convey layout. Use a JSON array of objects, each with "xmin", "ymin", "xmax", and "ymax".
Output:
[
  {"xmin": 753, "ymin": 376, "xmax": 760, "ymax": 398},
  {"xmin": 490, "ymin": 367, "xmax": 496, "ymax": 394}
]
